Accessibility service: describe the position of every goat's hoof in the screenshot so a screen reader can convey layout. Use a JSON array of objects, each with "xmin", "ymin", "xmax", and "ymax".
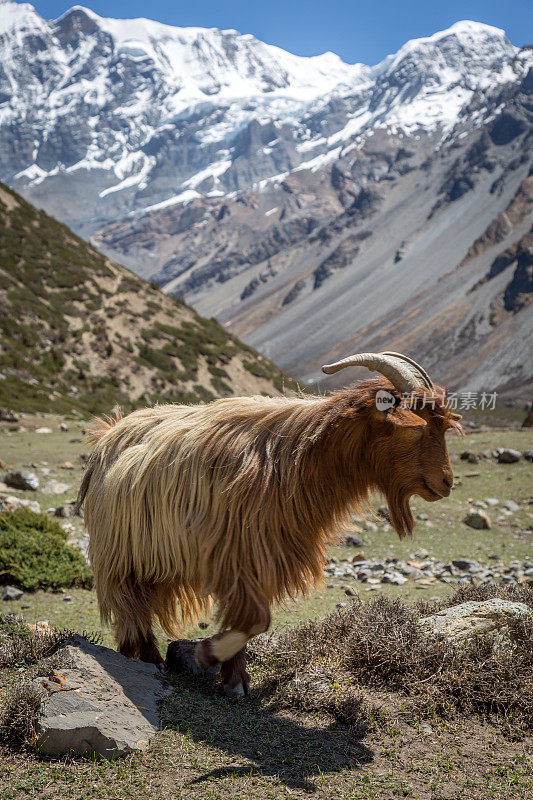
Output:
[{"xmin": 223, "ymin": 681, "xmax": 246, "ymax": 698}]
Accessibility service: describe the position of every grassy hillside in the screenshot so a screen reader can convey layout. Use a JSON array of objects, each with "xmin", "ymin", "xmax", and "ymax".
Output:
[{"xmin": 0, "ymin": 183, "xmax": 301, "ymax": 414}]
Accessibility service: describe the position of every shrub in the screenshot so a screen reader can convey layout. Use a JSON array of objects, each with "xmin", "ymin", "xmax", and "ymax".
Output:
[{"xmin": 0, "ymin": 509, "xmax": 93, "ymax": 591}]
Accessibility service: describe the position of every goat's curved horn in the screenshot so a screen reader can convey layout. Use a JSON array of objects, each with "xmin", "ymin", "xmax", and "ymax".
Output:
[
  {"xmin": 379, "ymin": 351, "xmax": 434, "ymax": 391},
  {"xmin": 321, "ymin": 352, "xmax": 424, "ymax": 394}
]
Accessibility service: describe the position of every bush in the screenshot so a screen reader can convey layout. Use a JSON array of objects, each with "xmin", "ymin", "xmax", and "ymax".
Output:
[
  {"xmin": 0, "ymin": 509, "xmax": 92, "ymax": 591},
  {"xmin": 250, "ymin": 585, "xmax": 533, "ymax": 730}
]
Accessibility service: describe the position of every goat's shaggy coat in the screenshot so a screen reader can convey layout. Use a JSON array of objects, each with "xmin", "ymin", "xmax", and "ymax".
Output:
[{"xmin": 78, "ymin": 378, "xmax": 459, "ymax": 669}]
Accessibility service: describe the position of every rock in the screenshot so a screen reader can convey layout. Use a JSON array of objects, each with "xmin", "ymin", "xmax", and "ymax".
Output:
[
  {"xmin": 350, "ymin": 552, "xmax": 366, "ymax": 562},
  {"xmin": 60, "ymin": 423, "xmax": 69, "ymax": 432},
  {"xmin": 451, "ymin": 558, "xmax": 480, "ymax": 571},
  {"xmin": 498, "ymin": 449, "xmax": 521, "ymax": 463},
  {"xmin": 416, "ymin": 513, "xmax": 428, "ymax": 521},
  {"xmin": 344, "ymin": 535, "xmax": 364, "ymax": 547},
  {"xmin": 42, "ymin": 480, "xmax": 71, "ymax": 495},
  {"xmin": 467, "ymin": 453, "xmax": 479, "ymax": 464},
  {"xmin": 0, "ymin": 495, "xmax": 41, "ymax": 513},
  {"xmin": 419, "ymin": 599, "xmax": 531, "ymax": 642},
  {"xmin": 3, "ymin": 469, "xmax": 39, "ymax": 491},
  {"xmin": 502, "ymin": 500, "xmax": 520, "ymax": 512},
  {"xmin": 35, "ymin": 636, "xmax": 170, "ymax": 758},
  {"xmin": 485, "ymin": 498, "xmax": 499, "ymax": 506},
  {"xmin": 472, "ymin": 500, "xmax": 488, "ymax": 509},
  {"xmin": 524, "ymin": 450, "xmax": 533, "ymax": 462},
  {"xmin": 60, "ymin": 461, "xmax": 75, "ymax": 470},
  {"xmin": 35, "ymin": 427, "xmax": 53, "ymax": 434},
  {"xmin": 362, "ymin": 521, "xmax": 379, "ymax": 534},
  {"xmin": 55, "ymin": 503, "xmax": 76, "ymax": 518},
  {"xmin": 381, "ymin": 572, "xmax": 407, "ymax": 586},
  {"xmin": 464, "ymin": 510, "xmax": 491, "ymax": 529},
  {"xmin": 460, "ymin": 450, "xmax": 475, "ymax": 460},
  {"xmin": 336, "ymin": 602, "xmax": 348, "ymax": 609},
  {"xmin": 0, "ymin": 408, "xmax": 19, "ymax": 422},
  {"xmin": 414, "ymin": 548, "xmax": 429, "ymax": 559},
  {"xmin": 1, "ymin": 585, "xmax": 24, "ymax": 601}
]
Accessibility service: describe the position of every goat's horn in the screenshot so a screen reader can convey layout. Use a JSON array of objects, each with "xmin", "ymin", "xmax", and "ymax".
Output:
[
  {"xmin": 321, "ymin": 352, "xmax": 423, "ymax": 394},
  {"xmin": 379, "ymin": 351, "xmax": 434, "ymax": 390}
]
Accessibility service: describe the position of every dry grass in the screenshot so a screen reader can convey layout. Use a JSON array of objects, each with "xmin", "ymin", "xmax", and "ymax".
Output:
[
  {"xmin": 250, "ymin": 585, "xmax": 533, "ymax": 731},
  {"xmin": 0, "ymin": 614, "xmax": 102, "ymax": 746}
]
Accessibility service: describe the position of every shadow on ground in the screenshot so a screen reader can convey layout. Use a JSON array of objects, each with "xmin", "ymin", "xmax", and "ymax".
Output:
[{"xmin": 161, "ymin": 674, "xmax": 373, "ymax": 792}]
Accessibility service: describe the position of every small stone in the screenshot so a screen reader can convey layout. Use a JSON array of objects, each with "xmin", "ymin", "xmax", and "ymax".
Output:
[
  {"xmin": 0, "ymin": 408, "xmax": 19, "ymax": 422},
  {"xmin": 1, "ymin": 586, "xmax": 24, "ymax": 601},
  {"xmin": 60, "ymin": 423, "xmax": 69, "ymax": 432},
  {"xmin": 43, "ymin": 480, "xmax": 71, "ymax": 495},
  {"xmin": 344, "ymin": 535, "xmax": 364, "ymax": 547},
  {"xmin": 472, "ymin": 500, "xmax": 488, "ymax": 509},
  {"xmin": 3, "ymin": 469, "xmax": 39, "ymax": 491},
  {"xmin": 55, "ymin": 503, "xmax": 75, "ymax": 518},
  {"xmin": 0, "ymin": 495, "xmax": 41, "ymax": 513},
  {"xmin": 416, "ymin": 513, "xmax": 428, "ymax": 521},
  {"xmin": 485, "ymin": 498, "xmax": 499, "ymax": 507},
  {"xmin": 35, "ymin": 427, "xmax": 53, "ymax": 434},
  {"xmin": 336, "ymin": 602, "xmax": 348, "ymax": 609},
  {"xmin": 350, "ymin": 551, "xmax": 366, "ymax": 562},
  {"xmin": 63, "ymin": 595, "xmax": 72, "ymax": 602},
  {"xmin": 498, "ymin": 449, "xmax": 521, "ymax": 464},
  {"xmin": 502, "ymin": 500, "xmax": 519, "ymax": 512},
  {"xmin": 60, "ymin": 461, "xmax": 75, "ymax": 470},
  {"xmin": 414, "ymin": 548, "xmax": 429, "ymax": 559},
  {"xmin": 467, "ymin": 453, "xmax": 479, "ymax": 464},
  {"xmin": 523, "ymin": 450, "xmax": 533, "ymax": 462},
  {"xmin": 381, "ymin": 572, "xmax": 407, "ymax": 586},
  {"xmin": 464, "ymin": 510, "xmax": 491, "ymax": 529}
]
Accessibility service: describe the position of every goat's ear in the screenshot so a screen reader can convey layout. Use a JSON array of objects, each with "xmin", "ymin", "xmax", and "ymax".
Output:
[{"xmin": 386, "ymin": 406, "xmax": 427, "ymax": 429}]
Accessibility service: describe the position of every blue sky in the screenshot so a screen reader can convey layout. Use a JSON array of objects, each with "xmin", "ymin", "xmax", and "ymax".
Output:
[{"xmin": 31, "ymin": 0, "xmax": 532, "ymax": 64}]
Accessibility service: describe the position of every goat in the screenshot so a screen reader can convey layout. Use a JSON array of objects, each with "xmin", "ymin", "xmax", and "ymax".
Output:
[{"xmin": 77, "ymin": 351, "xmax": 462, "ymax": 695}]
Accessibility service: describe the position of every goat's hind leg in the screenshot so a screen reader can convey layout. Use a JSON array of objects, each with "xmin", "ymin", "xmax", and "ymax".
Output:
[{"xmin": 109, "ymin": 580, "xmax": 164, "ymax": 670}]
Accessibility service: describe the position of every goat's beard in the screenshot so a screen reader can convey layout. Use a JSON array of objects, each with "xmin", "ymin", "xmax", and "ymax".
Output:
[{"xmin": 385, "ymin": 488, "xmax": 414, "ymax": 539}]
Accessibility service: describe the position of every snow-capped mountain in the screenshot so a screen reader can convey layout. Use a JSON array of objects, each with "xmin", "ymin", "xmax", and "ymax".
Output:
[
  {"xmin": 0, "ymin": 2, "xmax": 524, "ymax": 229},
  {"xmin": 1, "ymin": 1, "xmax": 532, "ymax": 392}
]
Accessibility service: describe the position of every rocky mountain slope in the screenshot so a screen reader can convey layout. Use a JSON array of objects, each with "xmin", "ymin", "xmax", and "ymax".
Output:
[
  {"xmin": 1, "ymin": 2, "xmax": 532, "ymax": 392},
  {"xmin": 0, "ymin": 181, "xmax": 301, "ymax": 414}
]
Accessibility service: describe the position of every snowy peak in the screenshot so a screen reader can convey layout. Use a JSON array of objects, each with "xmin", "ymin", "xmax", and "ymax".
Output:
[
  {"xmin": 0, "ymin": 2, "xmax": 528, "ymax": 232},
  {"xmin": 48, "ymin": 4, "xmax": 364, "ymax": 102}
]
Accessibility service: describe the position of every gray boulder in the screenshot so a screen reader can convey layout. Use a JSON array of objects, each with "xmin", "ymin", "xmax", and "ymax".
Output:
[
  {"xmin": 3, "ymin": 469, "xmax": 39, "ymax": 491},
  {"xmin": 35, "ymin": 636, "xmax": 171, "ymax": 759},
  {"xmin": 464, "ymin": 510, "xmax": 491, "ymax": 529},
  {"xmin": 1, "ymin": 586, "xmax": 24, "ymax": 601},
  {"xmin": 498, "ymin": 449, "xmax": 521, "ymax": 463},
  {"xmin": 419, "ymin": 599, "xmax": 531, "ymax": 642}
]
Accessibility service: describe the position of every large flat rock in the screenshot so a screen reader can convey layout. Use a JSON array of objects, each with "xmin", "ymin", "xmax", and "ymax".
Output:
[
  {"xmin": 419, "ymin": 599, "xmax": 531, "ymax": 642},
  {"xmin": 35, "ymin": 635, "xmax": 171, "ymax": 759}
]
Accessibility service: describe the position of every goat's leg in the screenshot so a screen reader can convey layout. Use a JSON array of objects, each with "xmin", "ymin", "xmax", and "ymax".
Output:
[
  {"xmin": 195, "ymin": 600, "xmax": 270, "ymax": 696},
  {"xmin": 108, "ymin": 581, "xmax": 164, "ymax": 670},
  {"xmin": 220, "ymin": 647, "xmax": 250, "ymax": 697}
]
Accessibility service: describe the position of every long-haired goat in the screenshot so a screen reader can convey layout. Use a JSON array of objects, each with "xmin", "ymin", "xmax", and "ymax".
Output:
[{"xmin": 77, "ymin": 351, "xmax": 462, "ymax": 695}]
